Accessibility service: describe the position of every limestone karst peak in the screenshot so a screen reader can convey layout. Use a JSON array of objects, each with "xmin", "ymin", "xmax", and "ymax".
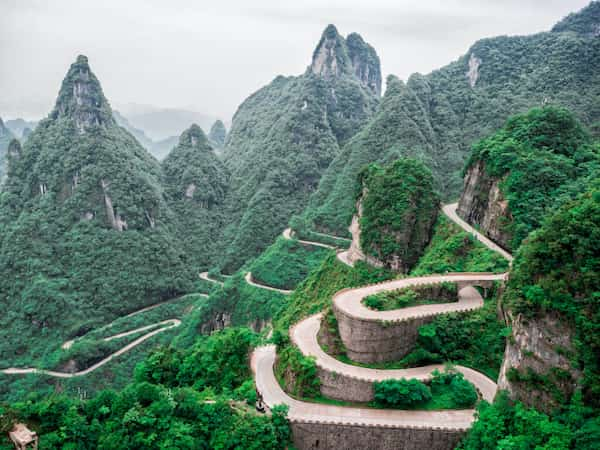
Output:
[
  {"xmin": 179, "ymin": 123, "xmax": 210, "ymax": 148},
  {"xmin": 310, "ymin": 25, "xmax": 381, "ymax": 95},
  {"xmin": 51, "ymin": 54, "xmax": 114, "ymax": 133}
]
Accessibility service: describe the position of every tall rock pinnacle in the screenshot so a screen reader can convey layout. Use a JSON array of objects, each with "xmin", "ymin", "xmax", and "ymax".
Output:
[
  {"xmin": 310, "ymin": 24, "xmax": 381, "ymax": 96},
  {"xmin": 51, "ymin": 55, "xmax": 114, "ymax": 133}
]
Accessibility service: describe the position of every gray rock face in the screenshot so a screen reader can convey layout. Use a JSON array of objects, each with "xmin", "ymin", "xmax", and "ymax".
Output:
[
  {"xmin": 310, "ymin": 24, "xmax": 382, "ymax": 96},
  {"xmin": 498, "ymin": 311, "xmax": 582, "ymax": 413},
  {"xmin": 465, "ymin": 53, "xmax": 481, "ymax": 88},
  {"xmin": 457, "ymin": 159, "xmax": 513, "ymax": 250},
  {"xmin": 52, "ymin": 55, "xmax": 113, "ymax": 133},
  {"xmin": 347, "ymin": 192, "xmax": 384, "ymax": 268}
]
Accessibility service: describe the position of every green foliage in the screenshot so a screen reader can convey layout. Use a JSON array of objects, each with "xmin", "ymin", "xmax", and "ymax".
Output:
[
  {"xmin": 503, "ymin": 186, "xmax": 600, "ymax": 408},
  {"xmin": 275, "ymin": 344, "xmax": 320, "ymax": 398},
  {"xmin": 0, "ymin": 118, "xmax": 15, "ymax": 180},
  {"xmin": 208, "ymin": 119, "xmax": 227, "ymax": 147},
  {"xmin": 466, "ymin": 107, "xmax": 599, "ymax": 249},
  {"xmin": 373, "ymin": 378, "xmax": 432, "ymax": 408},
  {"xmin": 0, "ymin": 56, "xmax": 195, "ymax": 366},
  {"xmin": 161, "ymin": 124, "xmax": 229, "ymax": 271},
  {"xmin": 552, "ymin": 2, "xmax": 600, "ymax": 35},
  {"xmin": 399, "ymin": 290, "xmax": 505, "ymax": 380},
  {"xmin": 358, "ymin": 158, "xmax": 439, "ymax": 270},
  {"xmin": 1, "ymin": 330, "xmax": 291, "ymax": 449},
  {"xmin": 458, "ymin": 391, "xmax": 600, "ymax": 450},
  {"xmin": 273, "ymin": 253, "xmax": 393, "ymax": 332},
  {"xmin": 412, "ymin": 215, "xmax": 509, "ymax": 275},
  {"xmin": 430, "ymin": 369, "xmax": 478, "ymax": 408},
  {"xmin": 217, "ymin": 26, "xmax": 380, "ymax": 273},
  {"xmin": 302, "ymin": 17, "xmax": 600, "ymax": 234},
  {"xmin": 363, "ymin": 284, "xmax": 456, "ymax": 311},
  {"xmin": 250, "ymin": 236, "xmax": 331, "ymax": 290}
]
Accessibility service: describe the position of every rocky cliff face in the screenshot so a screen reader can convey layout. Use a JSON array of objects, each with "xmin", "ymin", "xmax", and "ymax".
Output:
[
  {"xmin": 310, "ymin": 25, "xmax": 381, "ymax": 96},
  {"xmin": 347, "ymin": 192, "xmax": 384, "ymax": 268},
  {"xmin": 498, "ymin": 310, "xmax": 582, "ymax": 414},
  {"xmin": 457, "ymin": 159, "xmax": 513, "ymax": 250}
]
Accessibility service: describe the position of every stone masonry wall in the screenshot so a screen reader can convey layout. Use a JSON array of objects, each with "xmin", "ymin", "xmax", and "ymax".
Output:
[{"xmin": 291, "ymin": 421, "xmax": 465, "ymax": 450}]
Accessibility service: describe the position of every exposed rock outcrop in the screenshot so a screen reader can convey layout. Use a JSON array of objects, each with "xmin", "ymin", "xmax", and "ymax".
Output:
[
  {"xmin": 51, "ymin": 55, "xmax": 113, "ymax": 133},
  {"xmin": 310, "ymin": 25, "xmax": 381, "ymax": 96},
  {"xmin": 347, "ymin": 193, "xmax": 384, "ymax": 268},
  {"xmin": 498, "ymin": 311, "xmax": 582, "ymax": 414},
  {"xmin": 465, "ymin": 53, "xmax": 481, "ymax": 88},
  {"xmin": 457, "ymin": 159, "xmax": 512, "ymax": 250}
]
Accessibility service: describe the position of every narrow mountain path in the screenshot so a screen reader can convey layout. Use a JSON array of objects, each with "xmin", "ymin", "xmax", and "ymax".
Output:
[
  {"xmin": 252, "ymin": 202, "xmax": 512, "ymax": 429},
  {"xmin": 3, "ymin": 292, "xmax": 208, "ymax": 377},
  {"xmin": 282, "ymin": 228, "xmax": 335, "ymax": 249},
  {"xmin": 199, "ymin": 271, "xmax": 224, "ymax": 285},
  {"xmin": 2, "ymin": 319, "xmax": 181, "ymax": 378},
  {"xmin": 244, "ymin": 272, "xmax": 293, "ymax": 295}
]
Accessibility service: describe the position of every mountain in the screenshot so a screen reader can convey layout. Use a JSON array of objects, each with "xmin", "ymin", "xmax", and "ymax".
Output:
[
  {"xmin": 151, "ymin": 135, "xmax": 179, "ymax": 160},
  {"xmin": 0, "ymin": 55, "xmax": 193, "ymax": 365},
  {"xmin": 301, "ymin": 2, "xmax": 600, "ymax": 235},
  {"xmin": 208, "ymin": 119, "xmax": 227, "ymax": 147},
  {"xmin": 217, "ymin": 24, "xmax": 381, "ymax": 272},
  {"xmin": 457, "ymin": 107, "xmax": 598, "ymax": 252},
  {"xmin": 162, "ymin": 124, "xmax": 229, "ymax": 269},
  {"xmin": 0, "ymin": 117, "xmax": 15, "ymax": 180},
  {"xmin": 5, "ymin": 118, "xmax": 38, "ymax": 139}
]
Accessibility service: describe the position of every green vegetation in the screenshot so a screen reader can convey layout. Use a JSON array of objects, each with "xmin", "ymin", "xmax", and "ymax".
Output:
[
  {"xmin": 218, "ymin": 25, "xmax": 379, "ymax": 273},
  {"xmin": 373, "ymin": 378, "xmax": 432, "ymax": 408},
  {"xmin": 503, "ymin": 186, "xmax": 600, "ymax": 408},
  {"xmin": 274, "ymin": 341, "xmax": 320, "ymax": 398},
  {"xmin": 273, "ymin": 253, "xmax": 393, "ymax": 332},
  {"xmin": 358, "ymin": 159, "xmax": 439, "ymax": 271},
  {"xmin": 373, "ymin": 369, "xmax": 477, "ymax": 409},
  {"xmin": 208, "ymin": 119, "xmax": 227, "ymax": 147},
  {"xmin": 412, "ymin": 215, "xmax": 509, "ymax": 275},
  {"xmin": 363, "ymin": 283, "xmax": 456, "ymax": 311},
  {"xmin": 250, "ymin": 236, "xmax": 331, "ymax": 290},
  {"xmin": 0, "ymin": 328, "xmax": 292, "ymax": 449},
  {"xmin": 0, "ymin": 56, "xmax": 194, "ymax": 367},
  {"xmin": 465, "ymin": 107, "xmax": 599, "ymax": 250},
  {"xmin": 459, "ymin": 391, "xmax": 599, "ymax": 450},
  {"xmin": 302, "ymin": 7, "xmax": 600, "ymax": 234},
  {"xmin": 162, "ymin": 124, "xmax": 229, "ymax": 271}
]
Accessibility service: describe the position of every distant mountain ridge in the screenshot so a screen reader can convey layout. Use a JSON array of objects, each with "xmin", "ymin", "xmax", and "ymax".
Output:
[
  {"xmin": 300, "ymin": 1, "xmax": 600, "ymax": 235},
  {"xmin": 216, "ymin": 24, "xmax": 381, "ymax": 272}
]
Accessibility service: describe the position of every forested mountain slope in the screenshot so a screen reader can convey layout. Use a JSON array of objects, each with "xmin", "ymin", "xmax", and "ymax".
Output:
[
  {"xmin": 302, "ymin": 2, "xmax": 600, "ymax": 235},
  {"xmin": 162, "ymin": 124, "xmax": 229, "ymax": 269},
  {"xmin": 0, "ymin": 56, "xmax": 193, "ymax": 365},
  {"xmin": 218, "ymin": 25, "xmax": 381, "ymax": 272}
]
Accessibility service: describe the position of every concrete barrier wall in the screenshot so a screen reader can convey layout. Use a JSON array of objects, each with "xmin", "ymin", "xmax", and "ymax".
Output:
[{"xmin": 291, "ymin": 421, "xmax": 465, "ymax": 450}]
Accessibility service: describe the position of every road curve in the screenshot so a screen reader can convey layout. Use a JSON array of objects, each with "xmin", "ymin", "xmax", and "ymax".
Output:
[
  {"xmin": 282, "ymin": 228, "xmax": 335, "ymax": 249},
  {"xmin": 199, "ymin": 271, "xmax": 224, "ymax": 285},
  {"xmin": 244, "ymin": 272, "xmax": 293, "ymax": 295},
  {"xmin": 252, "ymin": 345, "xmax": 476, "ymax": 429},
  {"xmin": 252, "ymin": 202, "xmax": 512, "ymax": 429},
  {"xmin": 2, "ymin": 319, "xmax": 181, "ymax": 378}
]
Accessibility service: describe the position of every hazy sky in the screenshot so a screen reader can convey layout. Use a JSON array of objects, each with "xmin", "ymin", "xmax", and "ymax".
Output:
[{"xmin": 0, "ymin": 0, "xmax": 590, "ymax": 122}]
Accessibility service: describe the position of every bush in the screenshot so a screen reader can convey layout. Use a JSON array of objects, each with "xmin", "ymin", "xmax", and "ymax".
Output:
[
  {"xmin": 373, "ymin": 378, "xmax": 432, "ymax": 408},
  {"xmin": 431, "ymin": 369, "xmax": 478, "ymax": 408}
]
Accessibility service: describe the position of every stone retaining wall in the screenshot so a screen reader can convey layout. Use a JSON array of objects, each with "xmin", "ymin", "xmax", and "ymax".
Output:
[
  {"xmin": 334, "ymin": 305, "xmax": 431, "ymax": 363},
  {"xmin": 317, "ymin": 366, "xmax": 374, "ymax": 402},
  {"xmin": 291, "ymin": 421, "xmax": 465, "ymax": 450}
]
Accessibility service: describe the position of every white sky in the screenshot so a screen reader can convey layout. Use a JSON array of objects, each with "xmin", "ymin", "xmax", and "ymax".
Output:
[{"xmin": 0, "ymin": 0, "xmax": 591, "ymax": 121}]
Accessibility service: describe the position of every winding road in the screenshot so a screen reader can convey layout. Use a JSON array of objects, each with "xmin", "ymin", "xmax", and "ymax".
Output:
[
  {"xmin": 1, "ymin": 293, "xmax": 209, "ymax": 378},
  {"xmin": 252, "ymin": 202, "xmax": 512, "ymax": 429}
]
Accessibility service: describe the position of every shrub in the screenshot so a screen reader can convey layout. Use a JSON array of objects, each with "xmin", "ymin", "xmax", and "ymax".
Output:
[{"xmin": 373, "ymin": 378, "xmax": 432, "ymax": 407}]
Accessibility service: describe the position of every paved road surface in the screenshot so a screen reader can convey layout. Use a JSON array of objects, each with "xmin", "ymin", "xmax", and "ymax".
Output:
[
  {"xmin": 244, "ymin": 272, "xmax": 293, "ymax": 295},
  {"xmin": 252, "ymin": 202, "xmax": 512, "ymax": 428}
]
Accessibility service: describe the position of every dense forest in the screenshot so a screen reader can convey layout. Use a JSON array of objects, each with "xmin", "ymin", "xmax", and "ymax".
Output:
[{"xmin": 1, "ymin": 2, "xmax": 600, "ymax": 449}]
